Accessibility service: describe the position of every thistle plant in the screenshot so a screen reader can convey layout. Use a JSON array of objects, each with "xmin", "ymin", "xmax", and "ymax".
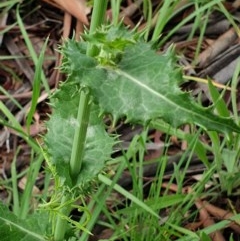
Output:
[
  {"xmin": 1, "ymin": 1, "xmax": 240, "ymax": 240},
  {"xmin": 43, "ymin": 0, "xmax": 240, "ymax": 240}
]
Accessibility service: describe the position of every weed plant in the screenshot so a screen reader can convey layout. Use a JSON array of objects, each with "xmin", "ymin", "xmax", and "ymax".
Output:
[{"xmin": 0, "ymin": 1, "xmax": 240, "ymax": 241}]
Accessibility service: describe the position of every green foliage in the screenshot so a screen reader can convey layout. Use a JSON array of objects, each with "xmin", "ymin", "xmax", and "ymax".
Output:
[
  {"xmin": 2, "ymin": 1, "xmax": 240, "ymax": 240},
  {"xmin": 82, "ymin": 24, "xmax": 140, "ymax": 66},
  {"xmin": 42, "ymin": 23, "xmax": 240, "ymax": 240},
  {"xmin": 60, "ymin": 28, "xmax": 240, "ymax": 133},
  {"xmin": 199, "ymin": 232, "xmax": 212, "ymax": 241},
  {"xmin": 45, "ymin": 85, "xmax": 115, "ymax": 188},
  {"xmin": 207, "ymin": 80, "xmax": 240, "ymax": 195},
  {"xmin": 0, "ymin": 203, "xmax": 50, "ymax": 241}
]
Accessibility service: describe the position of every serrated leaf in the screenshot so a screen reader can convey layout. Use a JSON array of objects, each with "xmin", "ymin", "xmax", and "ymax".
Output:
[
  {"xmin": 45, "ymin": 83, "xmax": 114, "ymax": 188},
  {"xmin": 0, "ymin": 203, "xmax": 49, "ymax": 241},
  {"xmin": 63, "ymin": 40, "xmax": 240, "ymax": 134}
]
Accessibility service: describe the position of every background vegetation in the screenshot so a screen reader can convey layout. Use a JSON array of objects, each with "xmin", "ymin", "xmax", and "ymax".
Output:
[{"xmin": 0, "ymin": 0, "xmax": 240, "ymax": 240}]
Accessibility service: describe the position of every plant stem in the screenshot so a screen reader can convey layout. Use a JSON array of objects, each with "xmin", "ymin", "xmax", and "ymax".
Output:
[
  {"xmin": 87, "ymin": 0, "xmax": 108, "ymax": 57},
  {"xmin": 70, "ymin": 88, "xmax": 91, "ymax": 183},
  {"xmin": 20, "ymin": 154, "xmax": 43, "ymax": 219},
  {"xmin": 54, "ymin": 194, "xmax": 72, "ymax": 241},
  {"xmin": 70, "ymin": 0, "xmax": 108, "ymax": 183},
  {"xmin": 53, "ymin": 0, "xmax": 108, "ymax": 239}
]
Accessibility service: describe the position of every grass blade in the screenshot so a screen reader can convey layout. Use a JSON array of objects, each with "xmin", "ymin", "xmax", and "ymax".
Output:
[{"xmin": 26, "ymin": 37, "xmax": 49, "ymax": 134}]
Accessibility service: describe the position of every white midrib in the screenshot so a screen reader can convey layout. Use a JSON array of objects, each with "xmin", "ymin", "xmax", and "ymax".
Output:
[
  {"xmin": 0, "ymin": 217, "xmax": 45, "ymax": 241},
  {"xmin": 115, "ymin": 68, "xmax": 230, "ymax": 129}
]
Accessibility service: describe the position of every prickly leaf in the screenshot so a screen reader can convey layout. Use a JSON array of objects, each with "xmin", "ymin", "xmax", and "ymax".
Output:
[
  {"xmin": 45, "ymin": 83, "xmax": 114, "ymax": 188},
  {"xmin": 62, "ymin": 39, "xmax": 240, "ymax": 134},
  {"xmin": 0, "ymin": 203, "xmax": 50, "ymax": 241}
]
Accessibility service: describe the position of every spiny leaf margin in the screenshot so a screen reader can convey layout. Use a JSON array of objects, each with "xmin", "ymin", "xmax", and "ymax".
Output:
[
  {"xmin": 45, "ymin": 83, "xmax": 115, "ymax": 188},
  {"xmin": 61, "ymin": 35, "xmax": 240, "ymax": 134},
  {"xmin": 0, "ymin": 203, "xmax": 50, "ymax": 241}
]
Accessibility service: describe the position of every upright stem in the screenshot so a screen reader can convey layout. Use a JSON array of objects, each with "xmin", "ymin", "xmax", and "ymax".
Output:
[
  {"xmin": 54, "ymin": 194, "xmax": 71, "ymax": 241},
  {"xmin": 70, "ymin": 0, "xmax": 108, "ymax": 184},
  {"xmin": 87, "ymin": 0, "xmax": 108, "ymax": 57},
  {"xmin": 70, "ymin": 89, "xmax": 91, "ymax": 183},
  {"xmin": 53, "ymin": 0, "xmax": 108, "ymax": 240}
]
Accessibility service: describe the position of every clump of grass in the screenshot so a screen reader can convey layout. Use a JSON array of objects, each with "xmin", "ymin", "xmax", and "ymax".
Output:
[{"xmin": 0, "ymin": 1, "xmax": 240, "ymax": 241}]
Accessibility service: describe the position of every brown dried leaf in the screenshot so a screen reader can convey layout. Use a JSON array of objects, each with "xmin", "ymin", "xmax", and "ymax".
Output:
[
  {"xmin": 18, "ymin": 176, "xmax": 40, "ymax": 194},
  {"xmin": 49, "ymin": 0, "xmax": 89, "ymax": 25},
  {"xmin": 203, "ymin": 201, "xmax": 240, "ymax": 234},
  {"xmin": 195, "ymin": 199, "xmax": 225, "ymax": 241},
  {"xmin": 197, "ymin": 28, "xmax": 238, "ymax": 68}
]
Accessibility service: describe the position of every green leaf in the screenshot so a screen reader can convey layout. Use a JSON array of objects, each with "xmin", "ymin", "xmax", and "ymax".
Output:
[
  {"xmin": 63, "ymin": 39, "xmax": 240, "ymax": 134},
  {"xmin": 116, "ymin": 194, "xmax": 186, "ymax": 216},
  {"xmin": 26, "ymin": 37, "xmax": 49, "ymax": 134},
  {"xmin": 208, "ymin": 79, "xmax": 230, "ymax": 118},
  {"xmin": 199, "ymin": 232, "xmax": 212, "ymax": 241},
  {"xmin": 82, "ymin": 24, "xmax": 139, "ymax": 65},
  {"xmin": 222, "ymin": 148, "xmax": 238, "ymax": 173},
  {"xmin": 0, "ymin": 203, "xmax": 49, "ymax": 241},
  {"xmin": 45, "ymin": 26, "xmax": 240, "ymax": 189},
  {"xmin": 45, "ymin": 83, "xmax": 114, "ymax": 188}
]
